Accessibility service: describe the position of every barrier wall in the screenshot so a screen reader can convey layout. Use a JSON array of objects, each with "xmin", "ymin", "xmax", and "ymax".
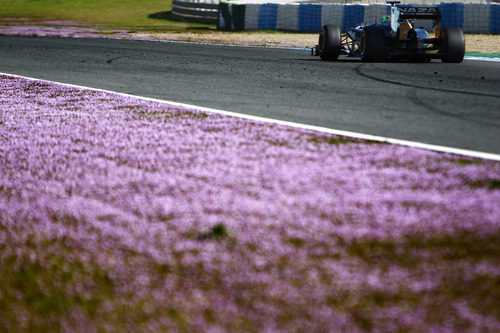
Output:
[
  {"xmin": 172, "ymin": 0, "xmax": 219, "ymax": 23},
  {"xmin": 218, "ymin": 2, "xmax": 500, "ymax": 33}
]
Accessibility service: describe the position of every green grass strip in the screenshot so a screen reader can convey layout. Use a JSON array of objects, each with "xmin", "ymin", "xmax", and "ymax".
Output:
[
  {"xmin": 0, "ymin": 0, "xmax": 214, "ymax": 30},
  {"xmin": 465, "ymin": 52, "xmax": 500, "ymax": 58}
]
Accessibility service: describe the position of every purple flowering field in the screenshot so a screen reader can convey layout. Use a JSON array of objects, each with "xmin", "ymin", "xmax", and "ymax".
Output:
[
  {"xmin": 0, "ymin": 25, "xmax": 308, "ymax": 48},
  {"xmin": 1, "ymin": 74, "xmax": 500, "ymax": 332},
  {"xmin": 0, "ymin": 25, "xmax": 137, "ymax": 40}
]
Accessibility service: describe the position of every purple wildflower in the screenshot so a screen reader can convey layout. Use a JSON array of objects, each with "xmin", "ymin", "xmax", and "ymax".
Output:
[{"xmin": 1, "ymin": 75, "xmax": 499, "ymax": 331}]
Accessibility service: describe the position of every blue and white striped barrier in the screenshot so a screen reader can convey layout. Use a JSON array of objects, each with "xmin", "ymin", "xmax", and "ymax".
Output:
[
  {"xmin": 492, "ymin": 3, "xmax": 500, "ymax": 33},
  {"xmin": 464, "ymin": 3, "xmax": 490, "ymax": 33},
  {"xmin": 440, "ymin": 2, "xmax": 464, "ymax": 28},
  {"xmin": 218, "ymin": 2, "xmax": 500, "ymax": 34}
]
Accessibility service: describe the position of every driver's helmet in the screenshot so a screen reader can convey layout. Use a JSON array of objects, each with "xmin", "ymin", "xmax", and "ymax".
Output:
[{"xmin": 381, "ymin": 16, "xmax": 390, "ymax": 24}]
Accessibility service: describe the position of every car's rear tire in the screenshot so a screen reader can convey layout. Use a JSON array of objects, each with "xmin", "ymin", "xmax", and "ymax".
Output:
[
  {"xmin": 441, "ymin": 26, "xmax": 465, "ymax": 63},
  {"xmin": 319, "ymin": 25, "xmax": 341, "ymax": 61},
  {"xmin": 360, "ymin": 26, "xmax": 386, "ymax": 62},
  {"xmin": 410, "ymin": 55, "xmax": 427, "ymax": 63}
]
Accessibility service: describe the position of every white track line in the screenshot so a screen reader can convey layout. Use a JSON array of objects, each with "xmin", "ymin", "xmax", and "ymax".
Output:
[
  {"xmin": 464, "ymin": 55, "xmax": 500, "ymax": 62},
  {"xmin": 2, "ymin": 71, "xmax": 500, "ymax": 162}
]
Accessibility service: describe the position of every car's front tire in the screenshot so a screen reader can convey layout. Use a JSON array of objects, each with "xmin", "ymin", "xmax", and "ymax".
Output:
[
  {"xmin": 441, "ymin": 26, "xmax": 465, "ymax": 63},
  {"xmin": 319, "ymin": 25, "xmax": 341, "ymax": 61},
  {"xmin": 360, "ymin": 26, "xmax": 386, "ymax": 62}
]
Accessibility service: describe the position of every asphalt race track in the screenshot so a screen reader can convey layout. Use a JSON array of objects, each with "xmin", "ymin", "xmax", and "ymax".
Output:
[{"xmin": 1, "ymin": 36, "xmax": 499, "ymax": 154}]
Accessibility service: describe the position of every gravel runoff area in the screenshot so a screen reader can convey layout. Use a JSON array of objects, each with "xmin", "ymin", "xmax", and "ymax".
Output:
[
  {"xmin": 133, "ymin": 31, "xmax": 500, "ymax": 54},
  {"xmin": 1, "ymin": 73, "xmax": 500, "ymax": 331},
  {"xmin": 0, "ymin": 20, "xmax": 499, "ymax": 53}
]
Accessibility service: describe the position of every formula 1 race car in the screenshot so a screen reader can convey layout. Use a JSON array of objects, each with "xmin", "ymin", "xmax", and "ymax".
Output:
[{"xmin": 315, "ymin": 1, "xmax": 465, "ymax": 62}]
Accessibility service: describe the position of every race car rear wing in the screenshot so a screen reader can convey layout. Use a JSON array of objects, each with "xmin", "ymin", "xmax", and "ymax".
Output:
[{"xmin": 389, "ymin": 1, "xmax": 441, "ymax": 34}]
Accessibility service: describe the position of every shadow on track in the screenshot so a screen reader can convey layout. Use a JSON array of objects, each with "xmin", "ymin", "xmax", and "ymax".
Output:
[{"xmin": 354, "ymin": 64, "xmax": 500, "ymax": 99}]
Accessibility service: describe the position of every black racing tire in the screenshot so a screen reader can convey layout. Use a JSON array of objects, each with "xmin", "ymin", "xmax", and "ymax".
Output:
[
  {"xmin": 409, "ymin": 55, "xmax": 427, "ymax": 63},
  {"xmin": 441, "ymin": 26, "xmax": 465, "ymax": 63},
  {"xmin": 319, "ymin": 25, "xmax": 341, "ymax": 61},
  {"xmin": 360, "ymin": 26, "xmax": 386, "ymax": 62}
]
